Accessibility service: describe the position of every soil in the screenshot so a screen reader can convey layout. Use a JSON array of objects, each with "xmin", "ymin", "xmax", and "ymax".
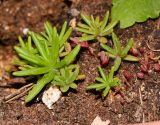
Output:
[{"xmin": 0, "ymin": 0, "xmax": 160, "ymax": 125}]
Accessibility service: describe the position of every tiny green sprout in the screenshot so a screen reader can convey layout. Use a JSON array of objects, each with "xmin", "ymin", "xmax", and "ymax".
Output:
[
  {"xmin": 52, "ymin": 65, "xmax": 80, "ymax": 92},
  {"xmin": 87, "ymin": 66, "xmax": 120, "ymax": 97},
  {"xmin": 76, "ymin": 11, "xmax": 118, "ymax": 43},
  {"xmin": 13, "ymin": 21, "xmax": 81, "ymax": 103},
  {"xmin": 100, "ymin": 32, "xmax": 139, "ymax": 71}
]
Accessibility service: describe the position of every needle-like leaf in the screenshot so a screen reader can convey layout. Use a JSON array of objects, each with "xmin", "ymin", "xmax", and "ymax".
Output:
[
  {"xmin": 55, "ymin": 45, "xmax": 80, "ymax": 68},
  {"xmin": 112, "ymin": 32, "xmax": 121, "ymax": 53},
  {"xmin": 25, "ymin": 71, "xmax": 55, "ymax": 103},
  {"xmin": 113, "ymin": 57, "xmax": 121, "ymax": 71},
  {"xmin": 80, "ymin": 13, "xmax": 92, "ymax": 27},
  {"xmin": 121, "ymin": 38, "xmax": 133, "ymax": 57},
  {"xmin": 31, "ymin": 32, "xmax": 49, "ymax": 61},
  {"xmin": 98, "ymin": 66, "xmax": 107, "ymax": 81},
  {"xmin": 13, "ymin": 67, "xmax": 50, "ymax": 76},
  {"xmin": 101, "ymin": 11, "xmax": 109, "ymax": 31},
  {"xmin": 79, "ymin": 35, "xmax": 95, "ymax": 42},
  {"xmin": 100, "ymin": 43, "xmax": 116, "ymax": 55}
]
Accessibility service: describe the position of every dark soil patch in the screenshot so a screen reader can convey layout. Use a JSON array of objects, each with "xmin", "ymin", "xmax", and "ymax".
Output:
[{"xmin": 0, "ymin": 0, "xmax": 160, "ymax": 125}]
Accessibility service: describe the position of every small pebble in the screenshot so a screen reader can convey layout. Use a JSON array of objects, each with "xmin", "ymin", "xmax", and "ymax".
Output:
[
  {"xmin": 42, "ymin": 86, "xmax": 61, "ymax": 109},
  {"xmin": 68, "ymin": 8, "xmax": 80, "ymax": 17},
  {"xmin": 91, "ymin": 116, "xmax": 110, "ymax": 125},
  {"xmin": 23, "ymin": 28, "xmax": 29, "ymax": 35}
]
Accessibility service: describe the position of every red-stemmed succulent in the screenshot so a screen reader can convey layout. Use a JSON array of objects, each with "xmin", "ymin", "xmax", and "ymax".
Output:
[
  {"xmin": 139, "ymin": 47, "xmax": 145, "ymax": 55},
  {"xmin": 137, "ymin": 72, "xmax": 145, "ymax": 79},
  {"xmin": 123, "ymin": 70, "xmax": 133, "ymax": 81},
  {"xmin": 154, "ymin": 63, "xmax": 160, "ymax": 72},
  {"xmin": 129, "ymin": 47, "xmax": 138, "ymax": 56},
  {"xmin": 70, "ymin": 37, "xmax": 89, "ymax": 48},
  {"xmin": 98, "ymin": 51, "xmax": 109, "ymax": 66}
]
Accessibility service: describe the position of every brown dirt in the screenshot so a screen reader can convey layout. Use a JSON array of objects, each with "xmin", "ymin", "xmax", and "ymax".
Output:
[{"xmin": 0, "ymin": 0, "xmax": 160, "ymax": 125}]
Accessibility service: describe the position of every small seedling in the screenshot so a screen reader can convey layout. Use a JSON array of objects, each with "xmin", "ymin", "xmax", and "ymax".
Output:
[
  {"xmin": 100, "ymin": 32, "xmax": 139, "ymax": 71},
  {"xmin": 76, "ymin": 11, "xmax": 118, "ymax": 43},
  {"xmin": 52, "ymin": 65, "xmax": 80, "ymax": 92},
  {"xmin": 86, "ymin": 66, "xmax": 120, "ymax": 97},
  {"xmin": 13, "ymin": 21, "xmax": 81, "ymax": 103}
]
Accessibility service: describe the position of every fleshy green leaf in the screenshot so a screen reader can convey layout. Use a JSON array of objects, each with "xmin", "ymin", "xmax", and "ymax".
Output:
[
  {"xmin": 108, "ymin": 67, "xmax": 115, "ymax": 81},
  {"xmin": 80, "ymin": 13, "xmax": 92, "ymax": 27},
  {"xmin": 79, "ymin": 35, "xmax": 95, "ymax": 42},
  {"xmin": 102, "ymin": 86, "xmax": 110, "ymax": 97},
  {"xmin": 44, "ymin": 21, "xmax": 54, "ymax": 42},
  {"xmin": 68, "ymin": 66, "xmax": 79, "ymax": 82},
  {"xmin": 111, "ymin": 78, "xmax": 120, "ymax": 87},
  {"xmin": 77, "ymin": 22, "xmax": 90, "ymax": 29},
  {"xmin": 113, "ymin": 57, "xmax": 121, "ymax": 71},
  {"xmin": 123, "ymin": 55, "xmax": 139, "ymax": 61},
  {"xmin": 95, "ymin": 77, "xmax": 105, "ymax": 83},
  {"xmin": 98, "ymin": 66, "xmax": 106, "ymax": 81},
  {"xmin": 60, "ymin": 27, "xmax": 72, "ymax": 47},
  {"xmin": 59, "ymin": 21, "xmax": 67, "ymax": 40},
  {"xmin": 112, "ymin": 32, "xmax": 121, "ymax": 54},
  {"xmin": 13, "ymin": 67, "xmax": 50, "ymax": 76},
  {"xmin": 76, "ymin": 27, "xmax": 94, "ymax": 35},
  {"xmin": 51, "ymin": 27, "xmax": 59, "ymax": 65},
  {"xmin": 121, "ymin": 38, "xmax": 133, "ymax": 57},
  {"xmin": 86, "ymin": 83, "xmax": 106, "ymax": 90},
  {"xmin": 18, "ymin": 36, "xmax": 25, "ymax": 48},
  {"xmin": 100, "ymin": 43, "xmax": 116, "ymax": 55},
  {"xmin": 25, "ymin": 71, "xmax": 55, "ymax": 103},
  {"xmin": 69, "ymin": 83, "xmax": 77, "ymax": 89},
  {"xmin": 101, "ymin": 21, "xmax": 118, "ymax": 35},
  {"xmin": 55, "ymin": 45, "xmax": 80, "ymax": 68},
  {"xmin": 100, "ymin": 11, "xmax": 109, "ymax": 31},
  {"xmin": 60, "ymin": 86, "xmax": 69, "ymax": 92},
  {"xmin": 31, "ymin": 32, "xmax": 49, "ymax": 61},
  {"xmin": 18, "ymin": 53, "xmax": 47, "ymax": 66}
]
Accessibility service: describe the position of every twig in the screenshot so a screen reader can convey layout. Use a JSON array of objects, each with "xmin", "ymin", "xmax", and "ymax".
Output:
[
  {"xmin": 139, "ymin": 88, "xmax": 145, "ymax": 123},
  {"xmin": 5, "ymin": 86, "xmax": 33, "ymax": 103},
  {"xmin": 4, "ymin": 83, "xmax": 33, "ymax": 103}
]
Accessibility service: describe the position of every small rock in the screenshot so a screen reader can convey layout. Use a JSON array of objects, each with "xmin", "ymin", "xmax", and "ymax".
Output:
[
  {"xmin": 42, "ymin": 86, "xmax": 62, "ymax": 109},
  {"xmin": 23, "ymin": 28, "xmax": 29, "ymax": 35},
  {"xmin": 91, "ymin": 116, "xmax": 110, "ymax": 125},
  {"xmin": 4, "ymin": 26, "xmax": 9, "ymax": 30},
  {"xmin": 68, "ymin": 8, "xmax": 80, "ymax": 17},
  {"xmin": 118, "ymin": 114, "xmax": 122, "ymax": 118}
]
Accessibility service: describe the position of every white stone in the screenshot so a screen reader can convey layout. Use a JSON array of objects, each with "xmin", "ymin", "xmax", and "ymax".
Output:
[
  {"xmin": 23, "ymin": 28, "xmax": 29, "ymax": 35},
  {"xmin": 91, "ymin": 116, "xmax": 110, "ymax": 125},
  {"xmin": 42, "ymin": 86, "xmax": 61, "ymax": 109}
]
